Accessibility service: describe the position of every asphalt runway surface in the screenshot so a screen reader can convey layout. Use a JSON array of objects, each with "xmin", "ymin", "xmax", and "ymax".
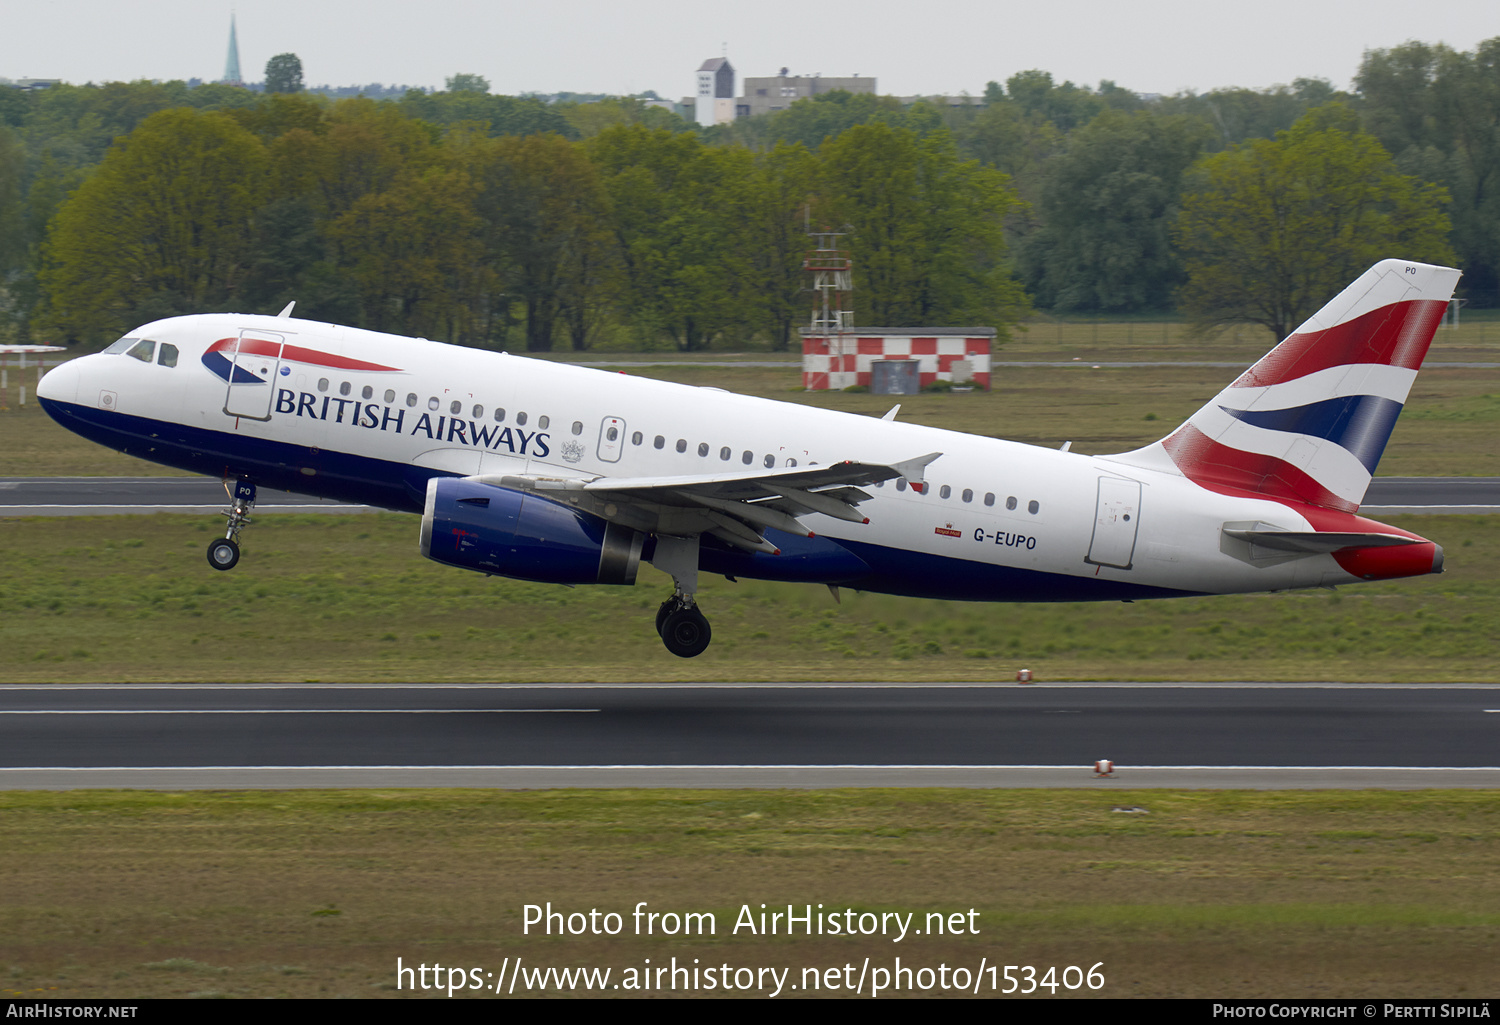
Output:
[
  {"xmin": 2, "ymin": 683, "xmax": 1497, "ymax": 790},
  {"xmin": 2, "ymin": 476, "xmax": 1498, "ymax": 516}
]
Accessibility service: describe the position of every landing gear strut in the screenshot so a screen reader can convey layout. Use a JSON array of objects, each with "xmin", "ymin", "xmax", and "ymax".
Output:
[
  {"xmin": 651, "ymin": 534, "xmax": 711, "ymax": 658},
  {"xmin": 207, "ymin": 479, "xmax": 256, "ymax": 572}
]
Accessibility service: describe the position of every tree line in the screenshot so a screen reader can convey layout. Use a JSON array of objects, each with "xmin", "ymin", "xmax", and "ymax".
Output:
[{"xmin": 0, "ymin": 37, "xmax": 1492, "ymax": 349}]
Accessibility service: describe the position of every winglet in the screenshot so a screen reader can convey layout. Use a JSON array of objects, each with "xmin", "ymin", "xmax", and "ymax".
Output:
[
  {"xmin": 277, "ymin": 301, "xmax": 296, "ymax": 319},
  {"xmin": 881, "ymin": 404, "xmax": 900, "ymax": 421},
  {"xmin": 890, "ymin": 451, "xmax": 942, "ymax": 493}
]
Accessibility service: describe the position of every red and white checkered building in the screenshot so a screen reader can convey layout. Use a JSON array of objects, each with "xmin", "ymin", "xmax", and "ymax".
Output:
[{"xmin": 801, "ymin": 328, "xmax": 994, "ymax": 391}]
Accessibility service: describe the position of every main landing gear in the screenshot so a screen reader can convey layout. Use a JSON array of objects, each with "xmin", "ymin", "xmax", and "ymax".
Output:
[
  {"xmin": 656, "ymin": 596, "xmax": 711, "ymax": 658},
  {"xmin": 207, "ymin": 479, "xmax": 256, "ymax": 572},
  {"xmin": 651, "ymin": 534, "xmax": 711, "ymax": 658}
]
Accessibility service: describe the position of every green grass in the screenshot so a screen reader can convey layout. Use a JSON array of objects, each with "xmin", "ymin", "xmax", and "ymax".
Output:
[
  {"xmin": 1, "ymin": 789, "xmax": 1495, "ymax": 998},
  {"xmin": 1, "ymin": 513, "xmax": 1497, "ymax": 683}
]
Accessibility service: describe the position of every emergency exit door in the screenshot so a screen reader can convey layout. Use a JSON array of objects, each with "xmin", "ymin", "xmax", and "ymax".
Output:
[{"xmin": 1085, "ymin": 476, "xmax": 1141, "ymax": 570}]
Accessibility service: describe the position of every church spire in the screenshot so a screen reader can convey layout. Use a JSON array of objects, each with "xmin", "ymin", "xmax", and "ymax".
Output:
[{"xmin": 223, "ymin": 13, "xmax": 243, "ymax": 86}]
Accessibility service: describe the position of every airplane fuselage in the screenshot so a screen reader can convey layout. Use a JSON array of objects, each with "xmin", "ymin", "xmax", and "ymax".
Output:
[{"xmin": 37, "ymin": 311, "xmax": 1438, "ymax": 617}]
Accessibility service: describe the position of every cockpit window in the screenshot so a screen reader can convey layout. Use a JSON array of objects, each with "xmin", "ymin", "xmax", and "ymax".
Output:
[
  {"xmin": 125, "ymin": 339, "xmax": 156, "ymax": 363},
  {"xmin": 103, "ymin": 336, "xmax": 139, "ymax": 355},
  {"xmin": 157, "ymin": 343, "xmax": 178, "ymax": 368}
]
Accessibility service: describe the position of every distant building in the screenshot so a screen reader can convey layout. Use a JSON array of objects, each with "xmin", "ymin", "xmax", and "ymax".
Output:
[
  {"xmin": 7, "ymin": 79, "xmax": 61, "ymax": 91},
  {"xmin": 222, "ymin": 13, "xmax": 243, "ymax": 87},
  {"xmin": 694, "ymin": 57, "xmax": 735, "ymax": 127},
  {"xmin": 738, "ymin": 69, "xmax": 876, "ymax": 118}
]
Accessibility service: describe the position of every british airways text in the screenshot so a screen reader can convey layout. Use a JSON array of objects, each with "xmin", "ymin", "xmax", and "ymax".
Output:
[{"xmin": 274, "ymin": 389, "xmax": 551, "ymax": 457}]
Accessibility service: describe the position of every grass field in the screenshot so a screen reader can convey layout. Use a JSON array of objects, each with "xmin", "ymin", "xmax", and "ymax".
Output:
[
  {"xmin": 1, "ymin": 512, "xmax": 1496, "ymax": 683},
  {"xmin": 1, "ymin": 789, "xmax": 1495, "ymax": 999}
]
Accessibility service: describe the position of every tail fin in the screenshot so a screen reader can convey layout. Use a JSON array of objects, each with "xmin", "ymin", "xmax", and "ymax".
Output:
[{"xmin": 1108, "ymin": 260, "xmax": 1461, "ymax": 512}]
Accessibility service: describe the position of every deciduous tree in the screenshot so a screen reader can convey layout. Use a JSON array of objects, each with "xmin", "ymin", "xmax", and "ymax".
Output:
[
  {"xmin": 264, "ymin": 54, "xmax": 305, "ymax": 95},
  {"xmin": 818, "ymin": 123, "xmax": 1028, "ymax": 332},
  {"xmin": 39, "ymin": 108, "xmax": 269, "ymax": 343},
  {"xmin": 1021, "ymin": 110, "xmax": 1209, "ymax": 311},
  {"xmin": 1174, "ymin": 106, "xmax": 1454, "ymax": 340}
]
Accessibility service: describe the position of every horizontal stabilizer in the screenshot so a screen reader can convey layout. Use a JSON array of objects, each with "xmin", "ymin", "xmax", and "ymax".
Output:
[{"xmin": 1221, "ymin": 528, "xmax": 1421, "ymax": 554}]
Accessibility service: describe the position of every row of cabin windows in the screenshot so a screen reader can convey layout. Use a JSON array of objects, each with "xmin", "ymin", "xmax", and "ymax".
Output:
[
  {"xmin": 314, "ymin": 378, "xmax": 546, "ymax": 428},
  {"xmin": 311, "ymin": 378, "xmax": 796, "ymax": 470},
  {"xmin": 301, "ymin": 372, "xmax": 1042, "ymax": 512},
  {"xmin": 875, "ymin": 478, "xmax": 1040, "ymax": 515},
  {"xmin": 95, "ymin": 337, "xmax": 1034, "ymax": 513}
]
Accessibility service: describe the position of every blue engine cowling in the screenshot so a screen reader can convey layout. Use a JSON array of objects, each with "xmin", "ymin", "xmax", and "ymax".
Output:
[{"xmin": 420, "ymin": 478, "xmax": 644, "ymax": 585}]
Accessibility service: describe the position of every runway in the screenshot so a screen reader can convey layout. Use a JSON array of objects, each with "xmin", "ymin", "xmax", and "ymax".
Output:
[
  {"xmin": 2, "ymin": 476, "xmax": 1496, "ymax": 516},
  {"xmin": 2, "ymin": 683, "xmax": 1497, "ymax": 789}
]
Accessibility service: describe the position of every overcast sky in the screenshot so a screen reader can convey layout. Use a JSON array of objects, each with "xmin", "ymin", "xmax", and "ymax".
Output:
[{"xmin": 4, "ymin": 0, "xmax": 1496, "ymax": 99}]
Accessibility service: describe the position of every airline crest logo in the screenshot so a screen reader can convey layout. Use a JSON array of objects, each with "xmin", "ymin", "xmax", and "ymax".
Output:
[{"xmin": 201, "ymin": 336, "xmax": 402, "ymax": 384}]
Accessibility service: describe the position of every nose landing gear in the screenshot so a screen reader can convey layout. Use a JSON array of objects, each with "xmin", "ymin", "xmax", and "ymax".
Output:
[{"xmin": 207, "ymin": 479, "xmax": 256, "ymax": 572}]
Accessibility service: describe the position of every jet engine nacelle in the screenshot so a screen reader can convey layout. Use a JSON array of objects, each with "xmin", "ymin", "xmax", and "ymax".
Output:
[{"xmin": 420, "ymin": 478, "xmax": 644, "ymax": 585}]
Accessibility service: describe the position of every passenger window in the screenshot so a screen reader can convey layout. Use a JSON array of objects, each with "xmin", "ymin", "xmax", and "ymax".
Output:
[
  {"xmin": 763, "ymin": 454, "xmax": 774, "ymax": 468},
  {"xmin": 608, "ymin": 427, "xmax": 619, "ymax": 441},
  {"xmin": 572, "ymin": 421, "xmax": 583, "ymax": 436},
  {"xmin": 472, "ymin": 404, "xmax": 483, "ymax": 418},
  {"xmin": 675, "ymin": 439, "xmax": 687, "ymax": 453},
  {"xmin": 741, "ymin": 451, "xmax": 752, "ymax": 465},
  {"xmin": 385, "ymin": 389, "xmax": 396, "ymax": 403},
  {"xmin": 1028, "ymin": 500, "xmax": 1040, "ymax": 514},
  {"xmin": 406, "ymin": 393, "xmax": 418, "ymax": 407},
  {"xmin": 698, "ymin": 443, "xmax": 709, "ymax": 457},
  {"xmin": 428, "ymin": 397, "xmax": 439, "ymax": 411},
  {"xmin": 341, "ymin": 382, "xmax": 352, "ymax": 397},
  {"xmin": 318, "ymin": 378, "xmax": 329, "ymax": 392},
  {"xmin": 720, "ymin": 446, "xmax": 731, "ymax": 461},
  {"xmin": 516, "ymin": 412, "xmax": 528, "ymax": 426},
  {"xmin": 362, "ymin": 385, "xmax": 374, "ymax": 400},
  {"xmin": 631, "ymin": 431, "xmax": 643, "ymax": 445},
  {"xmin": 449, "ymin": 400, "xmax": 461, "ymax": 414},
  {"xmin": 103, "ymin": 336, "xmax": 139, "ymax": 355},
  {"xmin": 493, "ymin": 408, "xmax": 506, "ymax": 422},
  {"xmin": 538, "ymin": 416, "xmax": 549, "ymax": 430},
  {"xmin": 984, "ymin": 493, "xmax": 995, "ymax": 507},
  {"xmin": 1006, "ymin": 496, "xmax": 1018, "ymax": 511},
  {"xmin": 786, "ymin": 458, "xmax": 797, "ymax": 467},
  {"xmin": 962, "ymin": 489, "xmax": 973, "ymax": 503},
  {"xmin": 940, "ymin": 485, "xmax": 951, "ymax": 499},
  {"xmin": 654, "ymin": 435, "xmax": 665, "ymax": 449},
  {"xmin": 156, "ymin": 343, "xmax": 178, "ymax": 368}
]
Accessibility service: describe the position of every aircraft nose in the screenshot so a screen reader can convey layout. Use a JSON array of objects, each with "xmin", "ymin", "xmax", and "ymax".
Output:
[{"xmin": 37, "ymin": 357, "xmax": 79, "ymax": 404}]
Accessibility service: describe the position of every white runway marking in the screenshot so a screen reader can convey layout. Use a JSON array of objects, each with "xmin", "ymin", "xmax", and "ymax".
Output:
[{"xmin": 0, "ymin": 708, "xmax": 598, "ymax": 715}]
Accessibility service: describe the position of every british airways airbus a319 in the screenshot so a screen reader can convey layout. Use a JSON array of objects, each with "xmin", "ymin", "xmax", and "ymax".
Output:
[{"xmin": 37, "ymin": 259, "xmax": 1457, "ymax": 657}]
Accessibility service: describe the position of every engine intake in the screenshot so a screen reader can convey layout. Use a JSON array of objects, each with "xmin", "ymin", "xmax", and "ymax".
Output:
[{"xmin": 420, "ymin": 478, "xmax": 643, "ymax": 585}]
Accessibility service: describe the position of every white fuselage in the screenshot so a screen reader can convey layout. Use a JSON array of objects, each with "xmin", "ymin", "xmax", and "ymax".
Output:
[{"xmin": 37, "ymin": 313, "xmax": 1412, "ymax": 602}]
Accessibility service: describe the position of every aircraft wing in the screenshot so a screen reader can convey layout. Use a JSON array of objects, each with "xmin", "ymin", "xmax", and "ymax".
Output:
[{"xmin": 468, "ymin": 452, "xmax": 942, "ymax": 554}]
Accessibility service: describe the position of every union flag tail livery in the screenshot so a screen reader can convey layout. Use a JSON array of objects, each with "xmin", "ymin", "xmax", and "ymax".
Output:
[
  {"xmin": 37, "ymin": 259, "xmax": 1460, "ymax": 657},
  {"xmin": 1115, "ymin": 260, "xmax": 1459, "ymax": 513}
]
